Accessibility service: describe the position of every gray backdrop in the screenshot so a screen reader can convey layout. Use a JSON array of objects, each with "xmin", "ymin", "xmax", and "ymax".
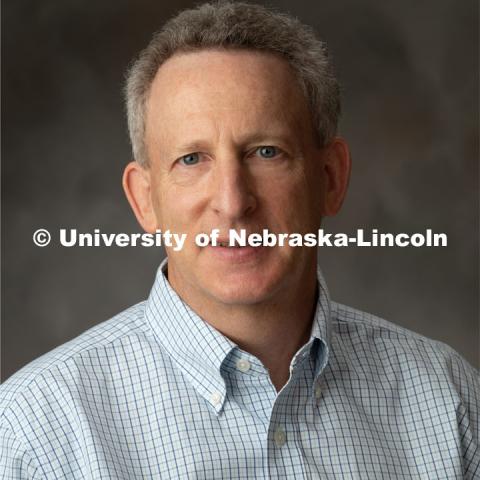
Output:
[{"xmin": 2, "ymin": 0, "xmax": 479, "ymax": 380}]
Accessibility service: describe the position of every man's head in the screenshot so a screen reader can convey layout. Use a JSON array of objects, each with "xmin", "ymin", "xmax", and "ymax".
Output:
[
  {"xmin": 122, "ymin": 2, "xmax": 350, "ymax": 309},
  {"xmin": 125, "ymin": 1, "xmax": 341, "ymax": 168}
]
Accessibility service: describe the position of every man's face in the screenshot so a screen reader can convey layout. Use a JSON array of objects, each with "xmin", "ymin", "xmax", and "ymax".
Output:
[{"xmin": 141, "ymin": 49, "xmax": 332, "ymax": 306}]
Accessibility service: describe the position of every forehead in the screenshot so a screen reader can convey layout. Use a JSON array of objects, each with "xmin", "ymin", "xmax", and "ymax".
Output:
[{"xmin": 145, "ymin": 49, "xmax": 313, "ymax": 148}]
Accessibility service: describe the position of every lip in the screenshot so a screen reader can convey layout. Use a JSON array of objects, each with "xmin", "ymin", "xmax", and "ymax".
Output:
[{"xmin": 205, "ymin": 244, "xmax": 267, "ymax": 263}]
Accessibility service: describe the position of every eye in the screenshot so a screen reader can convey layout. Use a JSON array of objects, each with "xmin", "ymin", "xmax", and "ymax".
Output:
[
  {"xmin": 256, "ymin": 146, "xmax": 279, "ymax": 158},
  {"xmin": 179, "ymin": 152, "xmax": 200, "ymax": 166}
]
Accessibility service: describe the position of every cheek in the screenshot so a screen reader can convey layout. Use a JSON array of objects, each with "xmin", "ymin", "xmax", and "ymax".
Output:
[
  {"xmin": 153, "ymin": 182, "xmax": 205, "ymax": 233},
  {"xmin": 294, "ymin": 161, "xmax": 326, "ymax": 220},
  {"xmin": 306, "ymin": 175, "xmax": 325, "ymax": 217},
  {"xmin": 148, "ymin": 175, "xmax": 174, "ymax": 230},
  {"xmin": 148, "ymin": 176, "xmax": 165, "ymax": 228},
  {"xmin": 259, "ymin": 170, "xmax": 323, "ymax": 231}
]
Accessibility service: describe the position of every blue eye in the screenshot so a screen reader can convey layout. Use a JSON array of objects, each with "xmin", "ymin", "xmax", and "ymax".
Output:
[
  {"xmin": 256, "ymin": 146, "xmax": 278, "ymax": 158},
  {"xmin": 180, "ymin": 152, "xmax": 200, "ymax": 166}
]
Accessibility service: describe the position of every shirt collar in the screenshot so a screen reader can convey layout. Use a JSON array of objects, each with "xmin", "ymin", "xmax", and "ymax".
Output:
[
  {"xmin": 309, "ymin": 267, "xmax": 331, "ymax": 397},
  {"xmin": 144, "ymin": 258, "xmax": 235, "ymax": 414},
  {"xmin": 144, "ymin": 258, "xmax": 331, "ymax": 413}
]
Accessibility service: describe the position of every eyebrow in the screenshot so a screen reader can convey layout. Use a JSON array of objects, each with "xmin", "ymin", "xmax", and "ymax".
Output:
[{"xmin": 174, "ymin": 131, "xmax": 297, "ymax": 155}]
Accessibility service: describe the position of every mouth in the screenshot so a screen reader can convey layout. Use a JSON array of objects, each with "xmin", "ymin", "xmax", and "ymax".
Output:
[
  {"xmin": 212, "ymin": 239, "xmax": 245, "ymax": 248},
  {"xmin": 205, "ymin": 238, "xmax": 266, "ymax": 263}
]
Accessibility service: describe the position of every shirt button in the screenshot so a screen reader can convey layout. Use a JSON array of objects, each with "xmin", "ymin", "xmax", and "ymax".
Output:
[
  {"xmin": 315, "ymin": 384, "xmax": 322, "ymax": 401},
  {"xmin": 236, "ymin": 358, "xmax": 251, "ymax": 373},
  {"xmin": 274, "ymin": 427, "xmax": 286, "ymax": 447},
  {"xmin": 210, "ymin": 391, "xmax": 222, "ymax": 406}
]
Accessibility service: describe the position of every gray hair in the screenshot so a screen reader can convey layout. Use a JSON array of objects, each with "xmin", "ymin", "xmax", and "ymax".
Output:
[{"xmin": 125, "ymin": 1, "xmax": 340, "ymax": 166}]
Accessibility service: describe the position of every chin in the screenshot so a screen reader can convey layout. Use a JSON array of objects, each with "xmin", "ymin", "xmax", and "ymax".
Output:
[
  {"xmin": 208, "ymin": 287, "xmax": 269, "ymax": 305},
  {"xmin": 198, "ymin": 267, "xmax": 288, "ymax": 306}
]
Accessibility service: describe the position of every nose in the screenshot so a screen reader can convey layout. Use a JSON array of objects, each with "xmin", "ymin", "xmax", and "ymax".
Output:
[{"xmin": 209, "ymin": 156, "xmax": 257, "ymax": 221}]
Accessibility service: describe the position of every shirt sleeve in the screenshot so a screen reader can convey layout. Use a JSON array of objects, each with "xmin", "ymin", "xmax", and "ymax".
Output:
[
  {"xmin": 0, "ymin": 422, "xmax": 43, "ymax": 480},
  {"xmin": 449, "ymin": 352, "xmax": 480, "ymax": 479}
]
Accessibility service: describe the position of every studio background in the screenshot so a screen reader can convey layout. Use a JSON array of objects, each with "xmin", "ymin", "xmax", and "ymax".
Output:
[{"xmin": 2, "ymin": 0, "xmax": 479, "ymax": 379}]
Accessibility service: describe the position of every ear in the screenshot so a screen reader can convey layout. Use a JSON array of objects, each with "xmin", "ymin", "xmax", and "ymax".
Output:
[
  {"xmin": 122, "ymin": 161, "xmax": 158, "ymax": 233},
  {"xmin": 321, "ymin": 137, "xmax": 351, "ymax": 216}
]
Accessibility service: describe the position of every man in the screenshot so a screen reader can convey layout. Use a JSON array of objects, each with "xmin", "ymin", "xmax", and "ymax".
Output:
[{"xmin": 1, "ymin": 2, "xmax": 478, "ymax": 478}]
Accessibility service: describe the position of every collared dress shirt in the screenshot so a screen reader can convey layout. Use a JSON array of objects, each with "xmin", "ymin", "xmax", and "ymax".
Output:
[{"xmin": 0, "ymin": 259, "xmax": 478, "ymax": 479}]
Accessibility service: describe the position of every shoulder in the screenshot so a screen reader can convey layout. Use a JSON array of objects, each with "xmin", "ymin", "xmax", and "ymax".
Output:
[
  {"xmin": 0, "ymin": 300, "xmax": 179, "ymax": 477},
  {"xmin": 330, "ymin": 301, "xmax": 479, "ymax": 396},
  {"xmin": 330, "ymin": 300, "xmax": 471, "ymax": 359},
  {"xmin": 0, "ymin": 301, "xmax": 150, "ymax": 415}
]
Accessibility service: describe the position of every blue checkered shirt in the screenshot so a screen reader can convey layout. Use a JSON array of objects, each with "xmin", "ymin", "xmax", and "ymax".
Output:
[{"xmin": 1, "ymin": 259, "xmax": 479, "ymax": 479}]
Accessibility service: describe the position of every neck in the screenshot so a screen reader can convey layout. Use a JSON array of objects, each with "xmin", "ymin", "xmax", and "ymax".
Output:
[{"xmin": 168, "ymin": 259, "xmax": 318, "ymax": 393}]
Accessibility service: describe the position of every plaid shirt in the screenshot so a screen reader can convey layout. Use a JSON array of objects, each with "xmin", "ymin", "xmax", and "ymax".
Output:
[{"xmin": 1, "ymin": 259, "xmax": 478, "ymax": 479}]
